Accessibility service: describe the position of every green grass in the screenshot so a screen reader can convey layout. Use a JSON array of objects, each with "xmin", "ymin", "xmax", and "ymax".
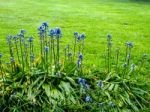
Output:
[{"xmin": 0, "ymin": 0, "xmax": 150, "ymax": 66}]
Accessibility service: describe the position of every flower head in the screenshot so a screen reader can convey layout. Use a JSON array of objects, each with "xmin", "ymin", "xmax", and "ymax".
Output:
[
  {"xmin": 126, "ymin": 42, "xmax": 133, "ymax": 48},
  {"xmin": 79, "ymin": 53, "xmax": 83, "ymax": 60},
  {"xmin": 7, "ymin": 35, "xmax": 13, "ymax": 44},
  {"xmin": 85, "ymin": 96, "xmax": 92, "ymax": 102},
  {"xmin": 107, "ymin": 34, "xmax": 112, "ymax": 41},
  {"xmin": 55, "ymin": 27, "xmax": 62, "ymax": 36},
  {"xmin": 76, "ymin": 59, "xmax": 81, "ymax": 68},
  {"xmin": 42, "ymin": 22, "xmax": 49, "ymax": 28},
  {"xmin": 131, "ymin": 64, "xmax": 136, "ymax": 71},
  {"xmin": 10, "ymin": 57, "xmax": 15, "ymax": 63},
  {"xmin": 80, "ymin": 33, "xmax": 86, "ymax": 40},
  {"xmin": 123, "ymin": 63, "xmax": 127, "ymax": 68},
  {"xmin": 20, "ymin": 29, "xmax": 26, "ymax": 35},
  {"xmin": 108, "ymin": 101, "xmax": 115, "ymax": 107},
  {"xmin": 74, "ymin": 32, "xmax": 78, "ymax": 37},
  {"xmin": 30, "ymin": 54, "xmax": 35, "ymax": 62},
  {"xmin": 78, "ymin": 78, "xmax": 86, "ymax": 85},
  {"xmin": 68, "ymin": 52, "xmax": 72, "ymax": 57},
  {"xmin": 0, "ymin": 53, "xmax": 2, "ymax": 58},
  {"xmin": 28, "ymin": 36, "xmax": 33, "ymax": 42},
  {"xmin": 77, "ymin": 35, "xmax": 81, "ymax": 41},
  {"xmin": 49, "ymin": 29, "xmax": 55, "ymax": 37},
  {"xmin": 97, "ymin": 80, "xmax": 103, "ymax": 88},
  {"xmin": 44, "ymin": 46, "xmax": 49, "ymax": 52}
]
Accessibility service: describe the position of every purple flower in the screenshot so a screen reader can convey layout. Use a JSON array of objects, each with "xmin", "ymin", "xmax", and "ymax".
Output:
[{"xmin": 85, "ymin": 96, "xmax": 92, "ymax": 102}]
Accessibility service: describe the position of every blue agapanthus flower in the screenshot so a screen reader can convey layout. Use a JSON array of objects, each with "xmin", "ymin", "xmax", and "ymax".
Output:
[
  {"xmin": 42, "ymin": 22, "xmax": 49, "ymax": 28},
  {"xmin": 44, "ymin": 46, "xmax": 49, "ymax": 52},
  {"xmin": 28, "ymin": 36, "xmax": 33, "ymax": 42},
  {"xmin": 97, "ymin": 80, "xmax": 103, "ymax": 88},
  {"xmin": 68, "ymin": 52, "xmax": 72, "ymax": 57},
  {"xmin": 76, "ymin": 59, "xmax": 81, "ymax": 68},
  {"xmin": 126, "ymin": 42, "xmax": 133, "ymax": 48},
  {"xmin": 55, "ymin": 27, "xmax": 62, "ymax": 36},
  {"xmin": 77, "ymin": 35, "xmax": 81, "ymax": 41},
  {"xmin": 49, "ymin": 29, "xmax": 55, "ymax": 37},
  {"xmin": 7, "ymin": 35, "xmax": 13, "ymax": 43},
  {"xmin": 30, "ymin": 54, "xmax": 35, "ymax": 62},
  {"xmin": 78, "ymin": 78, "xmax": 86, "ymax": 85},
  {"xmin": 80, "ymin": 33, "xmax": 86, "ymax": 40},
  {"xmin": 20, "ymin": 29, "xmax": 26, "ymax": 35},
  {"xmin": 10, "ymin": 57, "xmax": 15, "ymax": 62},
  {"xmin": 0, "ymin": 53, "xmax": 2, "ymax": 58},
  {"xmin": 85, "ymin": 96, "xmax": 92, "ymax": 102},
  {"xmin": 107, "ymin": 34, "xmax": 112, "ymax": 41},
  {"xmin": 108, "ymin": 101, "xmax": 115, "ymax": 107},
  {"xmin": 79, "ymin": 53, "xmax": 83, "ymax": 60},
  {"xmin": 131, "ymin": 64, "xmax": 136, "ymax": 71},
  {"xmin": 74, "ymin": 32, "xmax": 78, "ymax": 37}
]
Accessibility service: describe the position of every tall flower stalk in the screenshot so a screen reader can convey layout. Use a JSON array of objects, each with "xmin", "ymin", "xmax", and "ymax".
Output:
[{"xmin": 106, "ymin": 34, "xmax": 112, "ymax": 73}]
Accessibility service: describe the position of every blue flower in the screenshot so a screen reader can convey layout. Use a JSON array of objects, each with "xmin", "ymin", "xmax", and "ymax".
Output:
[
  {"xmin": 7, "ymin": 35, "xmax": 13, "ymax": 43},
  {"xmin": 74, "ymin": 32, "xmax": 78, "ymax": 37},
  {"xmin": 77, "ymin": 35, "xmax": 81, "ymax": 41},
  {"xmin": 68, "ymin": 52, "xmax": 72, "ymax": 57},
  {"xmin": 79, "ymin": 53, "xmax": 83, "ymax": 60},
  {"xmin": 108, "ymin": 101, "xmax": 115, "ymax": 107},
  {"xmin": 13, "ymin": 36, "xmax": 18, "ymax": 40},
  {"xmin": 97, "ymin": 80, "xmax": 103, "ymax": 88},
  {"xmin": 126, "ymin": 42, "xmax": 133, "ymax": 48},
  {"xmin": 76, "ymin": 59, "xmax": 81, "ymax": 68},
  {"xmin": 107, "ymin": 34, "xmax": 112, "ymax": 41},
  {"xmin": 142, "ymin": 54, "xmax": 148, "ymax": 60},
  {"xmin": 20, "ymin": 29, "xmax": 26, "ymax": 35},
  {"xmin": 85, "ymin": 96, "xmax": 92, "ymax": 102},
  {"xmin": 30, "ymin": 54, "xmax": 35, "ymax": 62},
  {"xmin": 42, "ymin": 22, "xmax": 49, "ymax": 28},
  {"xmin": 123, "ymin": 63, "xmax": 127, "ymax": 68},
  {"xmin": 55, "ymin": 27, "xmax": 62, "ymax": 36},
  {"xmin": 49, "ymin": 29, "xmax": 55, "ymax": 37},
  {"xmin": 28, "ymin": 37, "xmax": 33, "ymax": 42},
  {"xmin": 0, "ymin": 53, "xmax": 2, "ymax": 58},
  {"xmin": 78, "ymin": 78, "xmax": 86, "ymax": 85},
  {"xmin": 80, "ymin": 33, "xmax": 86, "ymax": 40},
  {"xmin": 131, "ymin": 64, "xmax": 136, "ymax": 71},
  {"xmin": 44, "ymin": 46, "xmax": 49, "ymax": 52},
  {"xmin": 85, "ymin": 84, "xmax": 90, "ymax": 89},
  {"xmin": 10, "ymin": 57, "xmax": 15, "ymax": 62}
]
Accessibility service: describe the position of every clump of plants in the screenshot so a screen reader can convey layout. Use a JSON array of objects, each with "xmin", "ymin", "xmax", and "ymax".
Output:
[{"xmin": 0, "ymin": 22, "xmax": 149, "ymax": 112}]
